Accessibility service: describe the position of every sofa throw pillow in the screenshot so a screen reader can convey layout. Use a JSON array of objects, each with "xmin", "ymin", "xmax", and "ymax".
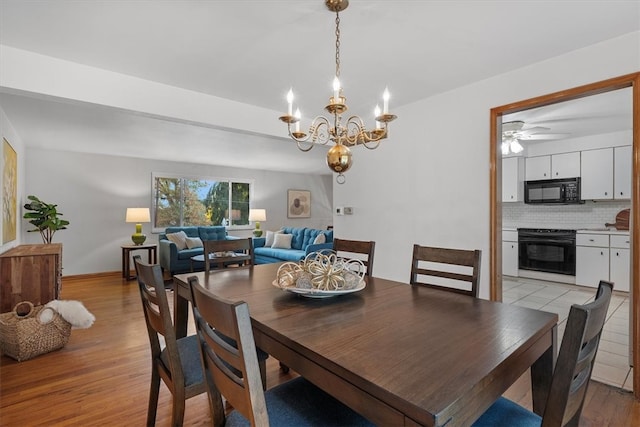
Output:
[
  {"xmin": 265, "ymin": 230, "xmax": 283, "ymax": 247},
  {"xmin": 271, "ymin": 233, "xmax": 293, "ymax": 249},
  {"xmin": 185, "ymin": 236, "xmax": 203, "ymax": 249},
  {"xmin": 313, "ymin": 233, "xmax": 326, "ymax": 244},
  {"xmin": 166, "ymin": 231, "xmax": 188, "ymax": 250}
]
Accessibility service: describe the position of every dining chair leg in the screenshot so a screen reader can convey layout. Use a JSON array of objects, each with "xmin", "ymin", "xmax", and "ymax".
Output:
[
  {"xmin": 147, "ymin": 369, "xmax": 161, "ymax": 427},
  {"xmin": 171, "ymin": 389, "xmax": 186, "ymax": 427}
]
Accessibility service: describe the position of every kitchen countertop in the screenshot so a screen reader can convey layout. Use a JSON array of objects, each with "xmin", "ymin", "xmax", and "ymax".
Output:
[{"xmin": 503, "ymin": 226, "xmax": 629, "ymax": 235}]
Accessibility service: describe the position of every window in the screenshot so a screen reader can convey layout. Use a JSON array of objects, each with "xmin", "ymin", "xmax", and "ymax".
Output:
[{"xmin": 152, "ymin": 174, "xmax": 251, "ymax": 231}]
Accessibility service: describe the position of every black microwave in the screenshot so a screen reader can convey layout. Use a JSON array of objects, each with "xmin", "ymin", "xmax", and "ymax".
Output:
[{"xmin": 524, "ymin": 177, "xmax": 583, "ymax": 204}]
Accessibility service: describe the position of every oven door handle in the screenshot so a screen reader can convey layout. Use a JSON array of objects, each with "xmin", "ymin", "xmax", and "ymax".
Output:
[{"xmin": 519, "ymin": 238, "xmax": 575, "ymax": 245}]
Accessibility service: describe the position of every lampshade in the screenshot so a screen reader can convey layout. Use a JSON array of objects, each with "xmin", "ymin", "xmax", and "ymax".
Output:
[
  {"xmin": 249, "ymin": 209, "xmax": 267, "ymax": 222},
  {"xmin": 125, "ymin": 208, "xmax": 150, "ymax": 245},
  {"xmin": 125, "ymin": 208, "xmax": 150, "ymax": 223}
]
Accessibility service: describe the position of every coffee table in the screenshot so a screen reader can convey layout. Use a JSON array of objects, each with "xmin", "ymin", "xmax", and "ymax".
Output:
[{"xmin": 190, "ymin": 252, "xmax": 251, "ymax": 272}]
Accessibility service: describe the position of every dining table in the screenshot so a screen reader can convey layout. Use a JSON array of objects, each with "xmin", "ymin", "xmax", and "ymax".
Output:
[{"xmin": 173, "ymin": 263, "xmax": 558, "ymax": 427}]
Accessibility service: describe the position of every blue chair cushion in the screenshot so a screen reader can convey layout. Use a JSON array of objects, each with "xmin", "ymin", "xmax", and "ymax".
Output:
[
  {"xmin": 159, "ymin": 335, "xmax": 203, "ymax": 387},
  {"xmin": 472, "ymin": 397, "xmax": 541, "ymax": 427},
  {"xmin": 225, "ymin": 377, "xmax": 374, "ymax": 426}
]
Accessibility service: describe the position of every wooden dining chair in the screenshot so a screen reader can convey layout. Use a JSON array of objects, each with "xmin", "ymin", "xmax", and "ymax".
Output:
[
  {"xmin": 410, "ymin": 244, "xmax": 481, "ymax": 297},
  {"xmin": 188, "ymin": 276, "xmax": 375, "ymax": 427},
  {"xmin": 473, "ymin": 279, "xmax": 614, "ymax": 427},
  {"xmin": 333, "ymin": 238, "xmax": 376, "ymax": 276},
  {"xmin": 133, "ymin": 255, "xmax": 206, "ymax": 427},
  {"xmin": 203, "ymin": 238, "xmax": 254, "ymax": 274}
]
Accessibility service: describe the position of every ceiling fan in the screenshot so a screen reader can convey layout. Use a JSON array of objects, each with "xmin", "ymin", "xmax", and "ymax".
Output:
[{"xmin": 501, "ymin": 120, "xmax": 564, "ymax": 155}]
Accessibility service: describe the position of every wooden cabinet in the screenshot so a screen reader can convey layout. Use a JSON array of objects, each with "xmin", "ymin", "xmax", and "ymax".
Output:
[
  {"xmin": 525, "ymin": 156, "xmax": 551, "ymax": 180},
  {"xmin": 551, "ymin": 152, "xmax": 580, "ymax": 178},
  {"xmin": 502, "ymin": 157, "xmax": 524, "ymax": 202},
  {"xmin": 502, "ymin": 230, "xmax": 518, "ymax": 277},
  {"xmin": 581, "ymin": 148, "xmax": 614, "ymax": 200},
  {"xmin": 575, "ymin": 234, "xmax": 608, "ymax": 288},
  {"xmin": 609, "ymin": 234, "xmax": 630, "ymax": 292},
  {"xmin": 614, "ymin": 145, "xmax": 631, "ymax": 199},
  {"xmin": 0, "ymin": 244, "xmax": 62, "ymax": 313}
]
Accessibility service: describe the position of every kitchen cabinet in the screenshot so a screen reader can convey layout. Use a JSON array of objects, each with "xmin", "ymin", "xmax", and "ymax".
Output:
[
  {"xmin": 576, "ymin": 233, "xmax": 609, "ymax": 288},
  {"xmin": 502, "ymin": 157, "xmax": 524, "ymax": 202},
  {"xmin": 551, "ymin": 152, "xmax": 581, "ymax": 178},
  {"xmin": 610, "ymin": 234, "xmax": 630, "ymax": 292},
  {"xmin": 581, "ymin": 148, "xmax": 614, "ymax": 200},
  {"xmin": 502, "ymin": 230, "xmax": 518, "ymax": 276},
  {"xmin": 0, "ymin": 244, "xmax": 63, "ymax": 313},
  {"xmin": 525, "ymin": 152, "xmax": 580, "ymax": 181},
  {"xmin": 614, "ymin": 145, "xmax": 631, "ymax": 199},
  {"xmin": 525, "ymin": 156, "xmax": 551, "ymax": 180}
]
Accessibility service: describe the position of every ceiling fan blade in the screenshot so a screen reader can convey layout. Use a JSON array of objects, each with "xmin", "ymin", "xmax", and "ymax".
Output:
[
  {"xmin": 521, "ymin": 133, "xmax": 570, "ymax": 140},
  {"xmin": 520, "ymin": 126, "xmax": 550, "ymax": 133}
]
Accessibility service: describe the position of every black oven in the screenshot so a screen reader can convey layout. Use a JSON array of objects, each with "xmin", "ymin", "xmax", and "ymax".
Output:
[{"xmin": 518, "ymin": 228, "xmax": 576, "ymax": 275}]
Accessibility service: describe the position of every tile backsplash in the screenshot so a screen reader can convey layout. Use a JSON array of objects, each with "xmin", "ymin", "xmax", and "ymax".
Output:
[{"xmin": 503, "ymin": 200, "xmax": 630, "ymax": 229}]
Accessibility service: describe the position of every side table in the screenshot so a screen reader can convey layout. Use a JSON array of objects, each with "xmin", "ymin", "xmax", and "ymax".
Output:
[{"xmin": 121, "ymin": 243, "xmax": 157, "ymax": 281}]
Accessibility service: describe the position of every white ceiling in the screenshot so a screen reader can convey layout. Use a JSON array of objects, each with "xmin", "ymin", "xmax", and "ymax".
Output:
[{"xmin": 0, "ymin": 0, "xmax": 638, "ymax": 173}]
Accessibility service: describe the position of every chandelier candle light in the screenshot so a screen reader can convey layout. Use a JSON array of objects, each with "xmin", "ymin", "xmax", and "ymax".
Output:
[
  {"xmin": 125, "ymin": 208, "xmax": 151, "ymax": 245},
  {"xmin": 279, "ymin": 0, "xmax": 397, "ymax": 184}
]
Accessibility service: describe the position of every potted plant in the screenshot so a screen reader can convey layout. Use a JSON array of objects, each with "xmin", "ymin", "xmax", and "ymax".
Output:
[{"xmin": 23, "ymin": 195, "xmax": 70, "ymax": 244}]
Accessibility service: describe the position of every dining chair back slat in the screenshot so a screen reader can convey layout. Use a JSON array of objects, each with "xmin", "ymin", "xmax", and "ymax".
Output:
[
  {"xmin": 332, "ymin": 238, "xmax": 376, "ymax": 276},
  {"xmin": 410, "ymin": 244, "xmax": 481, "ymax": 297},
  {"xmin": 203, "ymin": 238, "xmax": 254, "ymax": 274}
]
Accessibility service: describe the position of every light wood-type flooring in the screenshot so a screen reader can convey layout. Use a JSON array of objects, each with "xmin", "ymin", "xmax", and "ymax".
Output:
[{"xmin": 1, "ymin": 273, "xmax": 639, "ymax": 426}]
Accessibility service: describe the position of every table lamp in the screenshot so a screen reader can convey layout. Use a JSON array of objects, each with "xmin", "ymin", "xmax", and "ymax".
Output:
[
  {"xmin": 248, "ymin": 209, "xmax": 267, "ymax": 237},
  {"xmin": 126, "ymin": 208, "xmax": 151, "ymax": 245}
]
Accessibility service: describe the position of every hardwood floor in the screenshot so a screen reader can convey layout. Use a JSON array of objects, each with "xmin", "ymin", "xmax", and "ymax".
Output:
[{"xmin": 1, "ymin": 273, "xmax": 639, "ymax": 426}]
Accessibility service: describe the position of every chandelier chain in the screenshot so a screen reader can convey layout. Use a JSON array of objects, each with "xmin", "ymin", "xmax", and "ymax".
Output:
[{"xmin": 335, "ymin": 11, "xmax": 340, "ymax": 78}]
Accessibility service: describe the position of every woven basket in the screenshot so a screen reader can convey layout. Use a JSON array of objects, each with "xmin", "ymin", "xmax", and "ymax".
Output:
[{"xmin": 0, "ymin": 301, "xmax": 72, "ymax": 361}]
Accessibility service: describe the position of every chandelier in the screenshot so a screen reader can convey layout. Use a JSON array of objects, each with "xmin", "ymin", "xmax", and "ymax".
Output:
[{"xmin": 278, "ymin": 0, "xmax": 397, "ymax": 184}]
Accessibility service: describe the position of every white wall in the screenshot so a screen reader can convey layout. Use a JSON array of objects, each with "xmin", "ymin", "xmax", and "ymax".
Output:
[
  {"xmin": 0, "ymin": 105, "xmax": 25, "ymax": 254},
  {"xmin": 24, "ymin": 148, "xmax": 332, "ymax": 275},
  {"xmin": 334, "ymin": 32, "xmax": 640, "ymax": 298}
]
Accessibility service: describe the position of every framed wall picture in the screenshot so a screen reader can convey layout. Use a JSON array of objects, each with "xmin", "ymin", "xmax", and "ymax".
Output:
[
  {"xmin": 287, "ymin": 189, "xmax": 310, "ymax": 218},
  {"xmin": 2, "ymin": 138, "xmax": 17, "ymax": 244}
]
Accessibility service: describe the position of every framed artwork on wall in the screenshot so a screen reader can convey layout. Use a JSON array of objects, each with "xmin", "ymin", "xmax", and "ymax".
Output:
[
  {"xmin": 2, "ymin": 138, "xmax": 17, "ymax": 244},
  {"xmin": 287, "ymin": 189, "xmax": 310, "ymax": 218}
]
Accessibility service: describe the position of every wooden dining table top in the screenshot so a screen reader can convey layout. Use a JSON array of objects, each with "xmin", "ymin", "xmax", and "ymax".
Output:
[{"xmin": 173, "ymin": 263, "xmax": 558, "ymax": 427}]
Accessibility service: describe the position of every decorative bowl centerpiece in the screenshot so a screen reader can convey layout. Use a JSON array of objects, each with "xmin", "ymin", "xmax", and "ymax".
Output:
[{"xmin": 274, "ymin": 252, "xmax": 366, "ymax": 298}]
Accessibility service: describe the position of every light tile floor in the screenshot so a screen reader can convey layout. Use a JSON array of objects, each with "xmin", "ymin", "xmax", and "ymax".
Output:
[{"xmin": 503, "ymin": 276, "xmax": 633, "ymax": 391}]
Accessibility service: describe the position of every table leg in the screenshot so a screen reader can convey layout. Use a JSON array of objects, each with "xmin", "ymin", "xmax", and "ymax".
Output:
[
  {"xmin": 122, "ymin": 248, "xmax": 126, "ymax": 278},
  {"xmin": 530, "ymin": 325, "xmax": 557, "ymax": 416},
  {"xmin": 174, "ymin": 288, "xmax": 189, "ymax": 339}
]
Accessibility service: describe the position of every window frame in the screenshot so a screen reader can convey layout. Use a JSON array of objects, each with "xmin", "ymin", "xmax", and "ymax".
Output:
[{"xmin": 151, "ymin": 172, "xmax": 254, "ymax": 233}]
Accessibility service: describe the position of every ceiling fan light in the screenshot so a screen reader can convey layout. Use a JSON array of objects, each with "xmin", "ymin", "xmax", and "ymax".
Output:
[
  {"xmin": 510, "ymin": 139, "xmax": 523, "ymax": 153},
  {"xmin": 501, "ymin": 142, "xmax": 510, "ymax": 155}
]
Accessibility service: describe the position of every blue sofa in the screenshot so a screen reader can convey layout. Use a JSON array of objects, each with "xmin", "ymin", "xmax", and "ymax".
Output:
[
  {"xmin": 253, "ymin": 227, "xmax": 333, "ymax": 264},
  {"xmin": 159, "ymin": 226, "xmax": 233, "ymax": 274}
]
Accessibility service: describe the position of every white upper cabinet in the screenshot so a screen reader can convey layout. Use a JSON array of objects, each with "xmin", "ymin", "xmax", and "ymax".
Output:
[
  {"xmin": 502, "ymin": 157, "xmax": 524, "ymax": 202},
  {"xmin": 581, "ymin": 148, "xmax": 614, "ymax": 200},
  {"xmin": 551, "ymin": 152, "xmax": 581, "ymax": 178},
  {"xmin": 525, "ymin": 156, "xmax": 551, "ymax": 180},
  {"xmin": 525, "ymin": 152, "xmax": 580, "ymax": 181},
  {"xmin": 614, "ymin": 145, "xmax": 632, "ymax": 199}
]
